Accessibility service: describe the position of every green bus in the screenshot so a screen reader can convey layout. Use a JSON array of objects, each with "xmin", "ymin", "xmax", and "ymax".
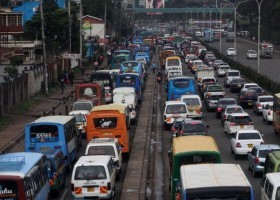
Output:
[
  {"xmin": 264, "ymin": 150, "xmax": 280, "ymax": 175},
  {"xmin": 168, "ymin": 136, "xmax": 222, "ymax": 200}
]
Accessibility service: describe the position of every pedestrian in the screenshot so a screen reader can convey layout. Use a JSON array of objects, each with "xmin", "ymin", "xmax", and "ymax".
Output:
[
  {"xmin": 69, "ymin": 70, "xmax": 74, "ymax": 86},
  {"xmin": 151, "ymin": 62, "xmax": 157, "ymax": 74},
  {"xmin": 94, "ymin": 60, "xmax": 99, "ymax": 71},
  {"xmin": 60, "ymin": 78, "xmax": 65, "ymax": 94}
]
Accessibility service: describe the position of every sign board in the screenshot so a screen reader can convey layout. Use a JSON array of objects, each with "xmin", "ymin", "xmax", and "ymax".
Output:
[{"xmin": 63, "ymin": 53, "xmax": 80, "ymax": 59}]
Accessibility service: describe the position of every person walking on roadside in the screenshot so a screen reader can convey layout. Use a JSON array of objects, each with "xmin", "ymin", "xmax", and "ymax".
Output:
[
  {"xmin": 151, "ymin": 62, "xmax": 157, "ymax": 74},
  {"xmin": 68, "ymin": 70, "xmax": 74, "ymax": 86},
  {"xmin": 60, "ymin": 78, "xmax": 65, "ymax": 94}
]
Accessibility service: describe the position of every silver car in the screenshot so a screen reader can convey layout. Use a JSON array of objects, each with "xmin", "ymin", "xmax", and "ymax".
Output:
[
  {"xmin": 246, "ymin": 50, "xmax": 257, "ymax": 59},
  {"xmin": 248, "ymin": 144, "xmax": 280, "ymax": 177}
]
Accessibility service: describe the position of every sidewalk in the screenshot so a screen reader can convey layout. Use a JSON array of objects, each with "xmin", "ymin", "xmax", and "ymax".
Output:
[{"xmin": 0, "ymin": 63, "xmax": 99, "ymax": 154}]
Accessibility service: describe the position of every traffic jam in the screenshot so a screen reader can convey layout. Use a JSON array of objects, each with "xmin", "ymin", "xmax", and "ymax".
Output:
[{"xmin": 157, "ymin": 28, "xmax": 280, "ymax": 200}]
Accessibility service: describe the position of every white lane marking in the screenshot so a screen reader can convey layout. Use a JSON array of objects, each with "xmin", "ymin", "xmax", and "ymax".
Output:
[{"xmin": 60, "ymin": 189, "xmax": 68, "ymax": 200}]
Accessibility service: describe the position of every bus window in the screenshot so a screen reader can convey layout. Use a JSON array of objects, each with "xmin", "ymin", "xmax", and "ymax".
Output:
[
  {"xmin": 30, "ymin": 125, "xmax": 59, "ymax": 143},
  {"xmin": 94, "ymin": 117, "xmax": 118, "ymax": 129}
]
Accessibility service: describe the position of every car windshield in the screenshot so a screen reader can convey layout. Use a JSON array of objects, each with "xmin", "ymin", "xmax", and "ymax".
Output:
[
  {"xmin": 228, "ymin": 72, "xmax": 240, "ymax": 76},
  {"xmin": 238, "ymin": 133, "xmax": 261, "ymax": 140}
]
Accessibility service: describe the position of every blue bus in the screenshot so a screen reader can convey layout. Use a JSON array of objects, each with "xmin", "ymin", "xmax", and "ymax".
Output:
[
  {"xmin": 116, "ymin": 73, "xmax": 143, "ymax": 102},
  {"xmin": 132, "ymin": 37, "xmax": 143, "ymax": 46},
  {"xmin": 0, "ymin": 152, "xmax": 50, "ymax": 200},
  {"xmin": 25, "ymin": 115, "xmax": 78, "ymax": 168},
  {"xmin": 204, "ymin": 29, "xmax": 214, "ymax": 42},
  {"xmin": 38, "ymin": 148, "xmax": 66, "ymax": 196},
  {"xmin": 135, "ymin": 46, "xmax": 150, "ymax": 64},
  {"xmin": 167, "ymin": 76, "xmax": 196, "ymax": 100}
]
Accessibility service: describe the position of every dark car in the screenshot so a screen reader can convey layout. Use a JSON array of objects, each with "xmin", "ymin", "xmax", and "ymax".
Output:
[
  {"xmin": 204, "ymin": 94, "xmax": 225, "ymax": 112},
  {"xmin": 230, "ymin": 78, "xmax": 247, "ymax": 93},
  {"xmin": 177, "ymin": 119, "xmax": 209, "ymax": 136},
  {"xmin": 216, "ymin": 98, "xmax": 237, "ymax": 118},
  {"xmin": 237, "ymin": 89, "xmax": 258, "ymax": 108},
  {"xmin": 171, "ymin": 118, "xmax": 188, "ymax": 138},
  {"xmin": 250, "ymin": 86, "xmax": 266, "ymax": 96}
]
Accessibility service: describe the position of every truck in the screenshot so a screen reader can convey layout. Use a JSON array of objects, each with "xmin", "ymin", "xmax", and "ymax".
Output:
[
  {"xmin": 196, "ymin": 66, "xmax": 215, "ymax": 86},
  {"xmin": 260, "ymin": 43, "xmax": 273, "ymax": 58}
]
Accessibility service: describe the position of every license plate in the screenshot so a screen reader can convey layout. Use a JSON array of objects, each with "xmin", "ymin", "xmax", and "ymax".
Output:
[
  {"xmin": 238, "ymin": 84, "xmax": 241, "ymax": 87},
  {"xmin": 172, "ymin": 114, "xmax": 180, "ymax": 118},
  {"xmin": 103, "ymin": 132, "xmax": 112, "ymax": 136},
  {"xmin": 248, "ymin": 101, "xmax": 252, "ymax": 105},
  {"xmin": 87, "ymin": 187, "xmax": 95, "ymax": 192},
  {"xmin": 248, "ymin": 144, "xmax": 253, "ymax": 148},
  {"xmin": 240, "ymin": 125, "xmax": 244, "ymax": 128}
]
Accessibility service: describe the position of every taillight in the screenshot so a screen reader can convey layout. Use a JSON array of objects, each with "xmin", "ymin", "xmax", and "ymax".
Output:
[
  {"xmin": 217, "ymin": 107, "xmax": 223, "ymax": 112},
  {"xmin": 100, "ymin": 186, "xmax": 108, "ymax": 193},
  {"xmin": 254, "ymin": 157, "xmax": 259, "ymax": 164},
  {"xmin": 230, "ymin": 123, "xmax": 236, "ymax": 126},
  {"xmin": 223, "ymin": 115, "xmax": 227, "ymax": 119},
  {"xmin": 236, "ymin": 143, "xmax": 241, "ymax": 148},
  {"xmin": 248, "ymin": 122, "xmax": 254, "ymax": 125},
  {"xmin": 74, "ymin": 187, "xmax": 82, "ymax": 194}
]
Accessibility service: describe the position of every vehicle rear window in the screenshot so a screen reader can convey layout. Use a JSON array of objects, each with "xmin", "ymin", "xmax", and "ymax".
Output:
[
  {"xmin": 182, "ymin": 123, "xmax": 205, "ymax": 133},
  {"xmin": 238, "ymin": 133, "xmax": 261, "ymax": 140},
  {"xmin": 166, "ymin": 104, "xmax": 187, "ymax": 114},
  {"xmin": 227, "ymin": 107, "xmax": 243, "ymax": 114},
  {"xmin": 75, "ymin": 165, "xmax": 107, "ymax": 180},
  {"xmin": 78, "ymin": 87, "xmax": 97, "ymax": 98},
  {"xmin": 228, "ymin": 72, "xmax": 240, "ymax": 76},
  {"xmin": 87, "ymin": 146, "xmax": 115, "ymax": 157},
  {"xmin": 0, "ymin": 181, "xmax": 18, "ymax": 200},
  {"xmin": 30, "ymin": 125, "xmax": 59, "ymax": 143},
  {"xmin": 173, "ymin": 79, "xmax": 189, "ymax": 88},
  {"xmin": 73, "ymin": 103, "xmax": 92, "ymax": 111},
  {"xmin": 259, "ymin": 149, "xmax": 280, "ymax": 158},
  {"xmin": 232, "ymin": 116, "xmax": 252, "ymax": 124},
  {"xmin": 220, "ymin": 100, "xmax": 236, "ymax": 105},
  {"xmin": 167, "ymin": 59, "xmax": 180, "ymax": 66},
  {"xmin": 94, "ymin": 117, "xmax": 117, "ymax": 129},
  {"xmin": 120, "ymin": 76, "xmax": 137, "ymax": 86},
  {"xmin": 182, "ymin": 98, "xmax": 200, "ymax": 106},
  {"xmin": 260, "ymin": 97, "xmax": 273, "ymax": 102}
]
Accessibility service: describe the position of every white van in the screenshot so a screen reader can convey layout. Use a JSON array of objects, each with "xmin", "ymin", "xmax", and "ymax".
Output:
[
  {"xmin": 85, "ymin": 138, "xmax": 122, "ymax": 176},
  {"xmin": 71, "ymin": 155, "xmax": 116, "ymax": 199},
  {"xmin": 163, "ymin": 101, "xmax": 188, "ymax": 129},
  {"xmin": 113, "ymin": 87, "xmax": 137, "ymax": 123},
  {"xmin": 180, "ymin": 94, "xmax": 202, "ymax": 119},
  {"xmin": 261, "ymin": 172, "xmax": 280, "ymax": 200}
]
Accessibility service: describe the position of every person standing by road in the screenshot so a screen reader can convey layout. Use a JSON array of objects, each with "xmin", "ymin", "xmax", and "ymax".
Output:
[{"xmin": 151, "ymin": 62, "xmax": 157, "ymax": 74}]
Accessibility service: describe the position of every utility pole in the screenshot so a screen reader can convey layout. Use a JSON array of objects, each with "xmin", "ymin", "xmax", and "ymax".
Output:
[
  {"xmin": 68, "ymin": 0, "xmax": 71, "ymax": 53},
  {"xmin": 40, "ymin": 0, "xmax": 48, "ymax": 94},
  {"xmin": 80, "ymin": 0, "xmax": 83, "ymax": 67}
]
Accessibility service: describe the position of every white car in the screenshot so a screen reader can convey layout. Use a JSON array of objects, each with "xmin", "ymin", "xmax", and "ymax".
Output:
[
  {"xmin": 212, "ymin": 59, "xmax": 223, "ymax": 70},
  {"xmin": 224, "ymin": 70, "xmax": 241, "ymax": 87},
  {"xmin": 230, "ymin": 130, "xmax": 264, "ymax": 159},
  {"xmin": 216, "ymin": 65, "xmax": 230, "ymax": 76},
  {"xmin": 221, "ymin": 105, "xmax": 244, "ymax": 125},
  {"xmin": 262, "ymin": 104, "xmax": 274, "ymax": 124},
  {"xmin": 253, "ymin": 95, "xmax": 273, "ymax": 115},
  {"xmin": 226, "ymin": 48, "xmax": 237, "ymax": 56},
  {"xmin": 241, "ymin": 83, "xmax": 259, "ymax": 91},
  {"xmin": 246, "ymin": 50, "xmax": 257, "ymax": 59},
  {"xmin": 224, "ymin": 113, "xmax": 254, "ymax": 136},
  {"xmin": 163, "ymin": 101, "xmax": 188, "ymax": 129}
]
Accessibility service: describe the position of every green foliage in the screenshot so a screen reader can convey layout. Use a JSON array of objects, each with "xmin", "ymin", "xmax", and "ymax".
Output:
[
  {"xmin": 4, "ymin": 66, "xmax": 18, "ymax": 78},
  {"xmin": 10, "ymin": 56, "xmax": 23, "ymax": 67}
]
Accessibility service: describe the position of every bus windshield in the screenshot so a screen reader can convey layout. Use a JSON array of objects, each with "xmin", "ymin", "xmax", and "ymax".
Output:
[
  {"xmin": 30, "ymin": 125, "xmax": 59, "ymax": 143},
  {"xmin": 173, "ymin": 79, "xmax": 189, "ymax": 88}
]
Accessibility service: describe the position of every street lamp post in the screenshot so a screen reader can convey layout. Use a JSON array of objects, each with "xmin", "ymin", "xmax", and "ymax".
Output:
[
  {"xmin": 256, "ymin": 0, "xmax": 264, "ymax": 74},
  {"xmin": 223, "ymin": 0, "xmax": 249, "ymax": 61}
]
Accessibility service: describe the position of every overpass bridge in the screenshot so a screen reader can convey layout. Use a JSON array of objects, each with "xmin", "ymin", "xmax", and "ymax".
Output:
[{"xmin": 130, "ymin": 7, "xmax": 235, "ymax": 14}]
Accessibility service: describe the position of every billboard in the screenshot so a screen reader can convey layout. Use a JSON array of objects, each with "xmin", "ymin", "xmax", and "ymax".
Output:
[{"xmin": 146, "ymin": 0, "xmax": 165, "ymax": 8}]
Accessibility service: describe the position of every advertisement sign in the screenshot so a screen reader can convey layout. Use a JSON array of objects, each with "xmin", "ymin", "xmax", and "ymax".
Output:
[{"xmin": 146, "ymin": 0, "xmax": 154, "ymax": 8}]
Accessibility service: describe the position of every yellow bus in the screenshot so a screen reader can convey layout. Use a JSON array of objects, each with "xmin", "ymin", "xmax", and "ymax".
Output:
[
  {"xmin": 86, "ymin": 104, "xmax": 130, "ymax": 153},
  {"xmin": 169, "ymin": 136, "xmax": 221, "ymax": 200}
]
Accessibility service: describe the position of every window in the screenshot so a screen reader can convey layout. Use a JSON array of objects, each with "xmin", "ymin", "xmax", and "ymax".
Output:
[
  {"xmin": 166, "ymin": 105, "xmax": 186, "ymax": 114},
  {"xmin": 30, "ymin": 125, "xmax": 59, "ymax": 143},
  {"xmin": 79, "ymin": 87, "xmax": 97, "ymax": 98},
  {"xmin": 75, "ymin": 166, "xmax": 106, "ymax": 180},
  {"xmin": 182, "ymin": 98, "xmax": 200, "ymax": 106},
  {"xmin": 73, "ymin": 102, "xmax": 92, "ymax": 111},
  {"xmin": 87, "ymin": 146, "xmax": 115, "ymax": 157},
  {"xmin": 238, "ymin": 133, "xmax": 261, "ymax": 140},
  {"xmin": 107, "ymin": 162, "xmax": 113, "ymax": 176},
  {"xmin": 232, "ymin": 116, "xmax": 252, "ymax": 124},
  {"xmin": 65, "ymin": 121, "xmax": 76, "ymax": 143},
  {"xmin": 94, "ymin": 117, "xmax": 117, "ymax": 129},
  {"xmin": 173, "ymin": 79, "xmax": 189, "ymax": 88},
  {"xmin": 276, "ymin": 186, "xmax": 280, "ymax": 200},
  {"xmin": 267, "ymin": 182, "xmax": 274, "ymax": 199}
]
